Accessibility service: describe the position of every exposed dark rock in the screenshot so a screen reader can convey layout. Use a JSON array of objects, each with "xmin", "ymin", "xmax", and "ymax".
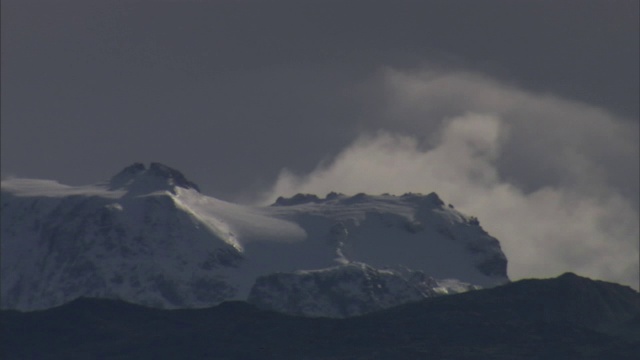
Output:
[
  {"xmin": 247, "ymin": 263, "xmax": 439, "ymax": 317},
  {"xmin": 325, "ymin": 191, "xmax": 346, "ymax": 200},
  {"xmin": 200, "ymin": 247, "xmax": 244, "ymax": 270},
  {"xmin": 273, "ymin": 193, "xmax": 321, "ymax": 206},
  {"xmin": 108, "ymin": 163, "xmax": 146, "ymax": 189},
  {"xmin": 147, "ymin": 162, "xmax": 201, "ymax": 192},
  {"xmin": 108, "ymin": 162, "xmax": 201, "ymax": 193}
]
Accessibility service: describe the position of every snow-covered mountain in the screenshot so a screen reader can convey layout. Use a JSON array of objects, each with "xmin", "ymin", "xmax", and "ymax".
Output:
[{"xmin": 1, "ymin": 163, "xmax": 508, "ymax": 314}]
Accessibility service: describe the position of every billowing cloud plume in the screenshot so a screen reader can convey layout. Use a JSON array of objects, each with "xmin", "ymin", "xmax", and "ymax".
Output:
[{"xmin": 262, "ymin": 68, "xmax": 639, "ymax": 289}]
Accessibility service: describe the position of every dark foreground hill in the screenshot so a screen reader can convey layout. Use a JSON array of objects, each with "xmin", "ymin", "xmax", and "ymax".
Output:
[{"xmin": 3, "ymin": 273, "xmax": 639, "ymax": 360}]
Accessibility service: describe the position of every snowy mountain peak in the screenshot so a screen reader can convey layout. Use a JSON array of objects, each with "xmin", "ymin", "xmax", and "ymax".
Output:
[
  {"xmin": 108, "ymin": 162, "xmax": 200, "ymax": 194},
  {"xmin": 2, "ymin": 165, "xmax": 509, "ymax": 314}
]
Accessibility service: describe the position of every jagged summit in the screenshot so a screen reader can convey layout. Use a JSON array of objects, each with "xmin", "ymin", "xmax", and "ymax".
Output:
[
  {"xmin": 272, "ymin": 191, "xmax": 445, "ymax": 207},
  {"xmin": 248, "ymin": 262, "xmax": 465, "ymax": 317},
  {"xmin": 108, "ymin": 162, "xmax": 200, "ymax": 193}
]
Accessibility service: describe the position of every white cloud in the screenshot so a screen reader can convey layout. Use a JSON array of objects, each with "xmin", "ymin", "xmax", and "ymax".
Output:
[{"xmin": 261, "ymin": 68, "xmax": 639, "ymax": 289}]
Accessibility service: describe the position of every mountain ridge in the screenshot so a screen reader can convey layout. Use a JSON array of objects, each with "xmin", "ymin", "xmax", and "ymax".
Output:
[
  {"xmin": 3, "ymin": 273, "xmax": 638, "ymax": 360},
  {"xmin": 2, "ymin": 162, "xmax": 508, "ymax": 314}
]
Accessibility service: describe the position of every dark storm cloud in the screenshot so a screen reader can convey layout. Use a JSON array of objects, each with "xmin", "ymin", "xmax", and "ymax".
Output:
[{"xmin": 2, "ymin": 0, "xmax": 638, "ymax": 199}]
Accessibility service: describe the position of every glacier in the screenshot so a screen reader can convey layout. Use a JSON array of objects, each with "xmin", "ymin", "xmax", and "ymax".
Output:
[{"xmin": 1, "ymin": 162, "xmax": 508, "ymax": 315}]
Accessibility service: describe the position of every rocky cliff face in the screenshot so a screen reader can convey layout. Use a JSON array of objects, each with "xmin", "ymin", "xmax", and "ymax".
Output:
[
  {"xmin": 248, "ymin": 263, "xmax": 480, "ymax": 317},
  {"xmin": 1, "ymin": 163, "xmax": 509, "ymax": 315}
]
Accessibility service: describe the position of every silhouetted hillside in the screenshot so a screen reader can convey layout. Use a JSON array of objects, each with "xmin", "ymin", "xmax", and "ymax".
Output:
[{"xmin": 3, "ymin": 273, "xmax": 638, "ymax": 360}]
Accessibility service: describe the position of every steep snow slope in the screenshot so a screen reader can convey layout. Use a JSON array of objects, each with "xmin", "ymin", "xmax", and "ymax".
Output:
[{"xmin": 1, "ymin": 163, "xmax": 508, "ymax": 312}]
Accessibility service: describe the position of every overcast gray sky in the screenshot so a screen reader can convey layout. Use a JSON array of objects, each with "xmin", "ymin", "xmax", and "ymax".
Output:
[{"xmin": 2, "ymin": 0, "xmax": 638, "ymax": 287}]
